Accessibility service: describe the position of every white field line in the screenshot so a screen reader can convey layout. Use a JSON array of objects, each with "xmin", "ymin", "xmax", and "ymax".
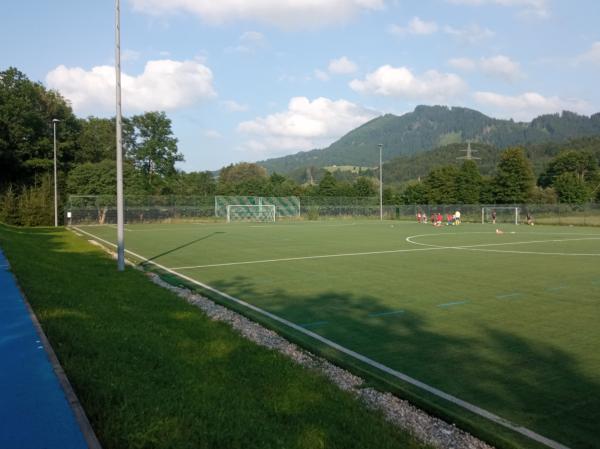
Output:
[
  {"xmin": 71, "ymin": 225, "xmax": 571, "ymax": 449},
  {"xmin": 406, "ymin": 234, "xmax": 600, "ymax": 256},
  {"xmin": 250, "ymin": 223, "xmax": 358, "ymax": 228},
  {"xmin": 175, "ymin": 235, "xmax": 600, "ymax": 270},
  {"xmin": 171, "ymin": 247, "xmax": 442, "ymax": 270}
]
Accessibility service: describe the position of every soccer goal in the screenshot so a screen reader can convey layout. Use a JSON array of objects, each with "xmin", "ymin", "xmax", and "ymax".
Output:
[
  {"xmin": 226, "ymin": 204, "xmax": 276, "ymax": 223},
  {"xmin": 482, "ymin": 207, "xmax": 520, "ymax": 225}
]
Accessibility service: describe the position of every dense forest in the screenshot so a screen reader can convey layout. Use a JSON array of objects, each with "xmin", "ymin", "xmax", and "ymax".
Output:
[
  {"xmin": 1, "ymin": 67, "xmax": 600, "ymax": 226},
  {"xmin": 258, "ymin": 105, "xmax": 600, "ymax": 174}
]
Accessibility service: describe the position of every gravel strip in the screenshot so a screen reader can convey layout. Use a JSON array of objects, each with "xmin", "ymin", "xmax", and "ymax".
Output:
[{"xmin": 149, "ymin": 273, "xmax": 495, "ymax": 449}]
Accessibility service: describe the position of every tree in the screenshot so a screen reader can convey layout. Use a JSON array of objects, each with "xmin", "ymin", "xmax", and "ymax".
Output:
[
  {"xmin": 77, "ymin": 117, "xmax": 116, "ymax": 163},
  {"xmin": 382, "ymin": 187, "xmax": 400, "ymax": 205},
  {"xmin": 538, "ymin": 150, "xmax": 598, "ymax": 187},
  {"xmin": 171, "ymin": 171, "xmax": 216, "ymax": 196},
  {"xmin": 318, "ymin": 171, "xmax": 338, "ymax": 196},
  {"xmin": 353, "ymin": 177, "xmax": 376, "ymax": 197},
  {"xmin": 124, "ymin": 111, "xmax": 182, "ymax": 188},
  {"xmin": 479, "ymin": 177, "xmax": 495, "ymax": 204},
  {"xmin": 493, "ymin": 148, "xmax": 535, "ymax": 203},
  {"xmin": 456, "ymin": 160, "xmax": 482, "ymax": 203},
  {"xmin": 529, "ymin": 186, "xmax": 558, "ymax": 204},
  {"xmin": 66, "ymin": 160, "xmax": 145, "ymax": 196},
  {"xmin": 423, "ymin": 166, "xmax": 459, "ymax": 204},
  {"xmin": 401, "ymin": 182, "xmax": 429, "ymax": 204},
  {"xmin": 553, "ymin": 172, "xmax": 589, "ymax": 204},
  {"xmin": 219, "ymin": 162, "xmax": 267, "ymax": 185},
  {"xmin": 0, "ymin": 67, "xmax": 79, "ymax": 186}
]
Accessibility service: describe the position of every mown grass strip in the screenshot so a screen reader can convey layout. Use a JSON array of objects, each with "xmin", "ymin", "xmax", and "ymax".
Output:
[{"xmin": 0, "ymin": 225, "xmax": 426, "ymax": 449}]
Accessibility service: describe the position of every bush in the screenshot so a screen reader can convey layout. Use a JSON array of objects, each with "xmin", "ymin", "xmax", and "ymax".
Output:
[{"xmin": 0, "ymin": 174, "xmax": 55, "ymax": 226}]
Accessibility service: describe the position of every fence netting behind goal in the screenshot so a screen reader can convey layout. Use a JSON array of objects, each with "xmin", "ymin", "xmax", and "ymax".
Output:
[{"xmin": 215, "ymin": 196, "xmax": 300, "ymax": 219}]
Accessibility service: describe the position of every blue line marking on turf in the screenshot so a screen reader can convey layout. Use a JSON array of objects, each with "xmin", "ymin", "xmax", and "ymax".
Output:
[
  {"xmin": 368, "ymin": 310, "xmax": 405, "ymax": 318},
  {"xmin": 496, "ymin": 293, "xmax": 523, "ymax": 300},
  {"xmin": 438, "ymin": 300, "xmax": 469, "ymax": 308},
  {"xmin": 299, "ymin": 320, "xmax": 329, "ymax": 328}
]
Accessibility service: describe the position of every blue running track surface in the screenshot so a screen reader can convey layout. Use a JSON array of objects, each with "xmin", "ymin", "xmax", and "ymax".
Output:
[{"xmin": 0, "ymin": 249, "xmax": 90, "ymax": 449}]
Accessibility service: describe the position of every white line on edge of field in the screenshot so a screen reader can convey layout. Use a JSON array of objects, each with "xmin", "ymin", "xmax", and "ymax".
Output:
[{"xmin": 71, "ymin": 225, "xmax": 572, "ymax": 449}]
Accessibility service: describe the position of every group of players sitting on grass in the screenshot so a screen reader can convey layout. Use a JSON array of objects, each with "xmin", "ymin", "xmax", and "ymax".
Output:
[{"xmin": 416, "ymin": 210, "xmax": 461, "ymax": 227}]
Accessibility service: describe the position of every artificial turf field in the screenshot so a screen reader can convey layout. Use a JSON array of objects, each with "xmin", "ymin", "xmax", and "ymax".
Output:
[{"xmin": 74, "ymin": 220, "xmax": 600, "ymax": 449}]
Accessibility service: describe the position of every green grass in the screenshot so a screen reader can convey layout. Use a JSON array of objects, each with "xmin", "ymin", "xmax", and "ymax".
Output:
[
  {"xmin": 71, "ymin": 220, "xmax": 600, "ymax": 449},
  {"xmin": 0, "ymin": 224, "xmax": 428, "ymax": 449}
]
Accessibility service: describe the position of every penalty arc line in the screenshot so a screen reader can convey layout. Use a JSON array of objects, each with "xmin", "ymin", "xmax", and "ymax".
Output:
[
  {"xmin": 71, "ymin": 225, "xmax": 571, "ymax": 449},
  {"xmin": 406, "ymin": 234, "xmax": 600, "ymax": 256}
]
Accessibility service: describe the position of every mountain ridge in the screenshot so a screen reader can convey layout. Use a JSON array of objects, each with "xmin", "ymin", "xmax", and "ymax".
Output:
[{"xmin": 257, "ymin": 105, "xmax": 600, "ymax": 174}]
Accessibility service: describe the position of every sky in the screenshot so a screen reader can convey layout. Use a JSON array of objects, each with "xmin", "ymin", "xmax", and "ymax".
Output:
[{"xmin": 2, "ymin": 0, "xmax": 600, "ymax": 172}]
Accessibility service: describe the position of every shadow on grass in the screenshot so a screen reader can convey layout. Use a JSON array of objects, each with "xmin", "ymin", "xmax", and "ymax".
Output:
[
  {"xmin": 0, "ymin": 226, "xmax": 425, "ymax": 449},
  {"xmin": 207, "ymin": 275, "xmax": 600, "ymax": 449},
  {"xmin": 145, "ymin": 231, "xmax": 225, "ymax": 263}
]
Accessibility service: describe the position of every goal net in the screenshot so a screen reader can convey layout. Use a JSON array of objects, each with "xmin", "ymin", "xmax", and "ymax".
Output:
[
  {"xmin": 227, "ymin": 204, "xmax": 276, "ymax": 223},
  {"xmin": 215, "ymin": 196, "xmax": 300, "ymax": 219},
  {"xmin": 482, "ymin": 207, "xmax": 520, "ymax": 225}
]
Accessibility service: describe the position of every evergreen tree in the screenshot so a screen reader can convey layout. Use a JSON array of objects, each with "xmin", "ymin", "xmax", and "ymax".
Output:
[
  {"xmin": 456, "ymin": 160, "xmax": 482, "ymax": 203},
  {"xmin": 318, "ymin": 171, "xmax": 338, "ymax": 196},
  {"xmin": 493, "ymin": 148, "xmax": 535, "ymax": 203}
]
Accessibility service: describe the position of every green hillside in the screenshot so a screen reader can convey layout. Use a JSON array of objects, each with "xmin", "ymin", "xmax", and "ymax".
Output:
[
  {"xmin": 381, "ymin": 136, "xmax": 600, "ymax": 185},
  {"xmin": 258, "ymin": 105, "xmax": 600, "ymax": 174}
]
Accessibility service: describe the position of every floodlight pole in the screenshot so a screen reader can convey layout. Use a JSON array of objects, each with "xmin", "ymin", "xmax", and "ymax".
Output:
[
  {"xmin": 115, "ymin": 0, "xmax": 125, "ymax": 271},
  {"xmin": 378, "ymin": 143, "xmax": 383, "ymax": 221},
  {"xmin": 52, "ymin": 119, "xmax": 60, "ymax": 227}
]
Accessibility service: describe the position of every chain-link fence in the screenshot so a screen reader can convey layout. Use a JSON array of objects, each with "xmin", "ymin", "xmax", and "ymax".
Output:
[{"xmin": 66, "ymin": 195, "xmax": 600, "ymax": 226}]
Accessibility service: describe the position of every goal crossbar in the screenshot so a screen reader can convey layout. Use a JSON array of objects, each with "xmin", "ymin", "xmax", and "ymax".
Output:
[
  {"xmin": 226, "ymin": 204, "xmax": 276, "ymax": 223},
  {"xmin": 482, "ymin": 207, "xmax": 520, "ymax": 225}
]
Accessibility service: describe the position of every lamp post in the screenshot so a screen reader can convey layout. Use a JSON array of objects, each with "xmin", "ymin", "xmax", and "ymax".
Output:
[
  {"xmin": 115, "ymin": 0, "xmax": 125, "ymax": 271},
  {"xmin": 378, "ymin": 143, "xmax": 383, "ymax": 221},
  {"xmin": 52, "ymin": 119, "xmax": 60, "ymax": 227}
]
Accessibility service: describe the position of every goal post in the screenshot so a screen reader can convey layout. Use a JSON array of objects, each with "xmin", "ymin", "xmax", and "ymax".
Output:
[
  {"xmin": 482, "ymin": 207, "xmax": 520, "ymax": 225},
  {"xmin": 226, "ymin": 204, "xmax": 276, "ymax": 223}
]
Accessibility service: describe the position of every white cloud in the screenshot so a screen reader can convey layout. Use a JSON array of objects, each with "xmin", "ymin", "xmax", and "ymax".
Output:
[
  {"xmin": 328, "ymin": 56, "xmax": 358, "ymax": 74},
  {"xmin": 222, "ymin": 100, "xmax": 249, "ymax": 112},
  {"xmin": 448, "ymin": 57, "xmax": 477, "ymax": 71},
  {"xmin": 388, "ymin": 17, "xmax": 438, "ymax": 36},
  {"xmin": 449, "ymin": 55, "xmax": 523, "ymax": 81},
  {"xmin": 237, "ymin": 96, "xmax": 378, "ymax": 157},
  {"xmin": 443, "ymin": 24, "xmax": 495, "ymax": 44},
  {"xmin": 480, "ymin": 55, "xmax": 523, "ymax": 81},
  {"xmin": 446, "ymin": 0, "xmax": 549, "ymax": 18},
  {"xmin": 202, "ymin": 129, "xmax": 222, "ymax": 139},
  {"xmin": 130, "ymin": 0, "xmax": 385, "ymax": 29},
  {"xmin": 122, "ymin": 49, "xmax": 141, "ymax": 62},
  {"xmin": 349, "ymin": 65, "xmax": 467, "ymax": 101},
  {"xmin": 576, "ymin": 42, "xmax": 600, "ymax": 66},
  {"xmin": 46, "ymin": 60, "xmax": 216, "ymax": 115},
  {"xmin": 314, "ymin": 69, "xmax": 330, "ymax": 81},
  {"xmin": 474, "ymin": 91, "xmax": 590, "ymax": 120},
  {"xmin": 227, "ymin": 31, "xmax": 267, "ymax": 53}
]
